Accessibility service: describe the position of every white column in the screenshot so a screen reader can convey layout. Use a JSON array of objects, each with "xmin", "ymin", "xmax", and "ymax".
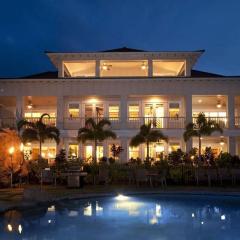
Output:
[
  {"xmin": 16, "ymin": 95, "xmax": 24, "ymax": 120},
  {"xmin": 185, "ymin": 94, "xmax": 193, "ymax": 152},
  {"xmin": 103, "ymin": 141, "xmax": 108, "ymax": 157},
  {"xmin": 185, "ymin": 59, "xmax": 191, "ymax": 76},
  {"xmin": 120, "ymin": 137, "xmax": 128, "ymax": 163},
  {"xmin": 120, "ymin": 95, "xmax": 128, "ymax": 129},
  {"xmin": 58, "ymin": 60, "xmax": 64, "ymax": 78},
  {"xmin": 148, "ymin": 59, "xmax": 153, "ymax": 77},
  {"xmin": 57, "ymin": 137, "xmax": 64, "ymax": 154},
  {"xmin": 96, "ymin": 60, "xmax": 100, "ymax": 77},
  {"xmin": 229, "ymin": 136, "xmax": 236, "ymax": 156},
  {"xmin": 228, "ymin": 95, "xmax": 235, "ymax": 129},
  {"xmin": 57, "ymin": 96, "xmax": 64, "ymax": 129}
]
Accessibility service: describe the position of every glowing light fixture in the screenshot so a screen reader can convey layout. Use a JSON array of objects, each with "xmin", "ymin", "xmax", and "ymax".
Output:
[
  {"xmin": 115, "ymin": 194, "xmax": 129, "ymax": 201},
  {"xmin": 190, "ymin": 155, "xmax": 195, "ymax": 160},
  {"xmin": 141, "ymin": 62, "xmax": 147, "ymax": 70},
  {"xmin": 20, "ymin": 143, "xmax": 24, "ymax": 152},
  {"xmin": 9, "ymin": 146, "xmax": 15, "ymax": 155},
  {"xmin": 220, "ymin": 137, "xmax": 225, "ymax": 146},
  {"xmin": 7, "ymin": 224, "xmax": 12, "ymax": 232},
  {"xmin": 216, "ymin": 100, "xmax": 222, "ymax": 108},
  {"xmin": 198, "ymin": 99, "xmax": 202, "ymax": 103}
]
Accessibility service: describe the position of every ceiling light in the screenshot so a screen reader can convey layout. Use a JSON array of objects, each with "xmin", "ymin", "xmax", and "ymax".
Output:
[
  {"xmin": 141, "ymin": 63, "xmax": 147, "ymax": 70},
  {"xmin": 198, "ymin": 99, "xmax": 202, "ymax": 103},
  {"xmin": 220, "ymin": 138, "xmax": 225, "ymax": 146},
  {"xmin": 216, "ymin": 101, "xmax": 222, "ymax": 108}
]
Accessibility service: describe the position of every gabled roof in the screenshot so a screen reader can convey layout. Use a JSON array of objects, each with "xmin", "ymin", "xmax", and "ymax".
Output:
[{"xmin": 102, "ymin": 47, "xmax": 145, "ymax": 52}]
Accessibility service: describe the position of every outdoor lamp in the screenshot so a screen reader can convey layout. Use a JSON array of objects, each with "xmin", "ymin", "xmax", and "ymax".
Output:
[{"xmin": 9, "ymin": 146, "xmax": 15, "ymax": 155}]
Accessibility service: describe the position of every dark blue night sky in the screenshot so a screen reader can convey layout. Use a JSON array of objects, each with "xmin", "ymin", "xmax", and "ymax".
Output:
[{"xmin": 0, "ymin": 0, "xmax": 240, "ymax": 77}]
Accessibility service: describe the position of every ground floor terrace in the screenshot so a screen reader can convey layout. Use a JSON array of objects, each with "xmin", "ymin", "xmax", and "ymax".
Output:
[{"xmin": 20, "ymin": 135, "xmax": 239, "ymax": 163}]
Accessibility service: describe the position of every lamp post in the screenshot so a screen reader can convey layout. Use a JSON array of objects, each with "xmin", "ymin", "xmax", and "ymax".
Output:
[
  {"xmin": 9, "ymin": 146, "xmax": 15, "ymax": 188},
  {"xmin": 19, "ymin": 143, "xmax": 24, "ymax": 186}
]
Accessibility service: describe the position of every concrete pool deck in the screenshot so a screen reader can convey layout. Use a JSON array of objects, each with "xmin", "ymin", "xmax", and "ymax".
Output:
[{"xmin": 1, "ymin": 185, "xmax": 240, "ymax": 213}]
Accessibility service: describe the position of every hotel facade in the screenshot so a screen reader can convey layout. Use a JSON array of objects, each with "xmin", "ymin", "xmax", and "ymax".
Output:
[{"xmin": 0, "ymin": 47, "xmax": 240, "ymax": 162}]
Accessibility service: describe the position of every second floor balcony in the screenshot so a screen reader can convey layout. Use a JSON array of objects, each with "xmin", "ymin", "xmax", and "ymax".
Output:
[{"xmin": 0, "ymin": 116, "xmax": 235, "ymax": 130}]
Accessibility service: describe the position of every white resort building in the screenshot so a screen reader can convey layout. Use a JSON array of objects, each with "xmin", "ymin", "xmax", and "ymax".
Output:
[{"xmin": 0, "ymin": 47, "xmax": 240, "ymax": 162}]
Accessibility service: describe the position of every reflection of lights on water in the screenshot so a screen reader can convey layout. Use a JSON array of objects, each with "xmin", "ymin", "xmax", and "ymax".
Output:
[
  {"xmin": 68, "ymin": 210, "xmax": 78, "ymax": 217},
  {"xmin": 84, "ymin": 204, "xmax": 92, "ymax": 216},
  {"xmin": 18, "ymin": 224, "xmax": 22, "ymax": 234},
  {"xmin": 149, "ymin": 216, "xmax": 158, "ymax": 225},
  {"xmin": 192, "ymin": 213, "xmax": 195, "ymax": 218},
  {"xmin": 156, "ymin": 204, "xmax": 162, "ymax": 217},
  {"xmin": 48, "ymin": 219, "xmax": 52, "ymax": 224},
  {"xmin": 201, "ymin": 221, "xmax": 204, "ymax": 225},
  {"xmin": 96, "ymin": 202, "xmax": 103, "ymax": 212},
  {"xmin": 221, "ymin": 215, "xmax": 226, "ymax": 221},
  {"xmin": 48, "ymin": 205, "xmax": 55, "ymax": 212},
  {"xmin": 7, "ymin": 224, "xmax": 12, "ymax": 232},
  {"xmin": 115, "ymin": 194, "xmax": 129, "ymax": 201}
]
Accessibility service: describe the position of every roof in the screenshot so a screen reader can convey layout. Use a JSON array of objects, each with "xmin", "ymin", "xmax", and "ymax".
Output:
[
  {"xmin": 19, "ymin": 69, "xmax": 223, "ymax": 79},
  {"xmin": 102, "ymin": 47, "xmax": 145, "ymax": 52}
]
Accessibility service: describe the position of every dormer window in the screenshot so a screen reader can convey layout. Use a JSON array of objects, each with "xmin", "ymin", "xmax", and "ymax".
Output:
[
  {"xmin": 153, "ymin": 60, "xmax": 185, "ymax": 76},
  {"xmin": 100, "ymin": 60, "xmax": 148, "ymax": 77},
  {"xmin": 63, "ymin": 60, "xmax": 96, "ymax": 77}
]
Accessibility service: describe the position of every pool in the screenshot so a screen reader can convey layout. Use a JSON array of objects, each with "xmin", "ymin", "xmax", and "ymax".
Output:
[{"xmin": 1, "ymin": 193, "xmax": 240, "ymax": 240}]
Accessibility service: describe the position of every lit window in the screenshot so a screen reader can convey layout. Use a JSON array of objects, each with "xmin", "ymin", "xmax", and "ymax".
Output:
[
  {"xmin": 109, "ymin": 105, "xmax": 119, "ymax": 120},
  {"xmin": 69, "ymin": 103, "xmax": 79, "ymax": 118},
  {"xmin": 169, "ymin": 103, "xmax": 180, "ymax": 118},
  {"xmin": 153, "ymin": 60, "xmax": 185, "ymax": 76},
  {"xmin": 129, "ymin": 104, "xmax": 139, "ymax": 120},
  {"xmin": 129, "ymin": 146, "xmax": 139, "ymax": 159},
  {"xmin": 63, "ymin": 61, "xmax": 96, "ymax": 77},
  {"xmin": 144, "ymin": 144, "xmax": 155, "ymax": 158},
  {"xmin": 68, "ymin": 144, "xmax": 78, "ymax": 160},
  {"xmin": 100, "ymin": 60, "xmax": 148, "ymax": 77},
  {"xmin": 169, "ymin": 143, "xmax": 180, "ymax": 152},
  {"xmin": 85, "ymin": 146, "xmax": 103, "ymax": 162}
]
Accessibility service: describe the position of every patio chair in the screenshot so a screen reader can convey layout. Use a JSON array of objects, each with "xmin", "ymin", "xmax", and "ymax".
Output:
[
  {"xmin": 135, "ymin": 168, "xmax": 148, "ymax": 186},
  {"xmin": 231, "ymin": 169, "xmax": 240, "ymax": 185},
  {"xmin": 98, "ymin": 168, "xmax": 110, "ymax": 185},
  {"xmin": 218, "ymin": 168, "xmax": 231, "ymax": 185},
  {"xmin": 42, "ymin": 169, "xmax": 54, "ymax": 184},
  {"xmin": 194, "ymin": 167, "xmax": 208, "ymax": 186},
  {"xmin": 206, "ymin": 168, "xmax": 218, "ymax": 187}
]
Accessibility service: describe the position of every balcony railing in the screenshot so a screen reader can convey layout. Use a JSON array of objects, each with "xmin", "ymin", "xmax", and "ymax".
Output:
[
  {"xmin": 63, "ymin": 117, "xmax": 120, "ymax": 130},
  {"xmin": 192, "ymin": 117, "xmax": 228, "ymax": 128},
  {"xmin": 235, "ymin": 117, "xmax": 240, "ymax": 128},
  {"xmin": 127, "ymin": 117, "xmax": 186, "ymax": 129},
  {"xmin": 24, "ymin": 117, "xmax": 56, "ymax": 126}
]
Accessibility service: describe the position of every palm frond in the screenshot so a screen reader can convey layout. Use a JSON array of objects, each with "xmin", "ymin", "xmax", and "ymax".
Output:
[
  {"xmin": 39, "ymin": 113, "xmax": 50, "ymax": 123},
  {"xmin": 85, "ymin": 118, "xmax": 97, "ymax": 129},
  {"xmin": 148, "ymin": 130, "xmax": 168, "ymax": 142},
  {"xmin": 130, "ymin": 134, "xmax": 145, "ymax": 147},
  {"xmin": 97, "ymin": 118, "xmax": 111, "ymax": 128},
  {"xmin": 21, "ymin": 128, "xmax": 39, "ymax": 144}
]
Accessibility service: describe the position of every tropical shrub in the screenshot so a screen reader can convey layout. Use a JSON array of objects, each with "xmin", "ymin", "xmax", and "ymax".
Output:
[{"xmin": 216, "ymin": 152, "xmax": 232, "ymax": 168}]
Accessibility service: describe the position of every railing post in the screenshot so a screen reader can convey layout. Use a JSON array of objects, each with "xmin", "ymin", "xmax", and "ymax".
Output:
[
  {"xmin": 120, "ymin": 95, "xmax": 128, "ymax": 129},
  {"xmin": 57, "ymin": 96, "xmax": 64, "ymax": 129},
  {"xmin": 185, "ymin": 94, "xmax": 192, "ymax": 152},
  {"xmin": 228, "ymin": 95, "xmax": 235, "ymax": 129}
]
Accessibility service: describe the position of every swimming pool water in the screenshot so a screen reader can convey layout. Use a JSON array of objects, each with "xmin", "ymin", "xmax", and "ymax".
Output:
[{"xmin": 1, "ymin": 194, "xmax": 240, "ymax": 240}]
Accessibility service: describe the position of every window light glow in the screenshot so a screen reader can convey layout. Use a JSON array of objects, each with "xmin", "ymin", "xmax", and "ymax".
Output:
[{"xmin": 221, "ymin": 215, "xmax": 226, "ymax": 220}]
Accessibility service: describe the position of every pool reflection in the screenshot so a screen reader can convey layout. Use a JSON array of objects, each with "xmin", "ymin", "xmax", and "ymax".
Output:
[{"xmin": 0, "ymin": 195, "xmax": 240, "ymax": 240}]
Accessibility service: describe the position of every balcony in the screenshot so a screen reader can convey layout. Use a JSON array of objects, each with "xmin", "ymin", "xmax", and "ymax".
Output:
[
  {"xmin": 192, "ymin": 117, "xmax": 228, "ymax": 128},
  {"xmin": 63, "ymin": 117, "xmax": 120, "ymax": 130},
  {"xmin": 24, "ymin": 117, "xmax": 56, "ymax": 126},
  {"xmin": 127, "ymin": 117, "xmax": 186, "ymax": 129}
]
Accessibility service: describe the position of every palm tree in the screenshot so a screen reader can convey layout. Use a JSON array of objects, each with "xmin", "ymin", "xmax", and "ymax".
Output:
[
  {"xmin": 183, "ymin": 113, "xmax": 223, "ymax": 157},
  {"xmin": 77, "ymin": 118, "xmax": 116, "ymax": 163},
  {"xmin": 130, "ymin": 124, "xmax": 168, "ymax": 161},
  {"xmin": 17, "ymin": 113, "xmax": 60, "ymax": 158}
]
